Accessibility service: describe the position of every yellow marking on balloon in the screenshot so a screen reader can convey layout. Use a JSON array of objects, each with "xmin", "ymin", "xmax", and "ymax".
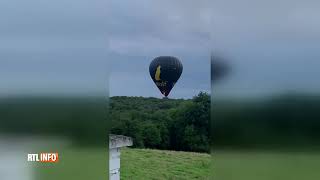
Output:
[{"xmin": 155, "ymin": 65, "xmax": 161, "ymax": 81}]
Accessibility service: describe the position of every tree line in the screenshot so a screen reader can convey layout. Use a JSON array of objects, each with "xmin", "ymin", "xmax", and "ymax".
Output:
[
  {"xmin": 2, "ymin": 93, "xmax": 319, "ymax": 151},
  {"xmin": 110, "ymin": 92, "xmax": 210, "ymax": 153}
]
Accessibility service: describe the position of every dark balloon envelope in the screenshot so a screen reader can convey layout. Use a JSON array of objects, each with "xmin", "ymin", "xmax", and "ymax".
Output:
[{"xmin": 149, "ymin": 56, "xmax": 183, "ymax": 97}]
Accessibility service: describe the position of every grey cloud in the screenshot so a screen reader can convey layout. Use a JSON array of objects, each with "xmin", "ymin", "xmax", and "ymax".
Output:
[
  {"xmin": 107, "ymin": 0, "xmax": 212, "ymax": 56},
  {"xmin": 0, "ymin": 0, "xmax": 109, "ymax": 96}
]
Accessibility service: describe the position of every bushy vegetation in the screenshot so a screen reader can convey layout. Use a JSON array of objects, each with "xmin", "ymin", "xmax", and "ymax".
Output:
[{"xmin": 110, "ymin": 92, "xmax": 210, "ymax": 153}]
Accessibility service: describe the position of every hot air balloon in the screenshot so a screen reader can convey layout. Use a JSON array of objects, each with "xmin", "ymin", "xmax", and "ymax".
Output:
[{"xmin": 149, "ymin": 56, "xmax": 183, "ymax": 97}]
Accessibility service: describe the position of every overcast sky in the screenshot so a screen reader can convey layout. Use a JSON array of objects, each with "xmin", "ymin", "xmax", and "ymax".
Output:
[
  {"xmin": 212, "ymin": 1, "xmax": 320, "ymax": 97},
  {"xmin": 1, "ymin": 0, "xmax": 319, "ymax": 98},
  {"xmin": 0, "ymin": 0, "xmax": 109, "ymax": 97},
  {"xmin": 108, "ymin": 0, "xmax": 211, "ymax": 98}
]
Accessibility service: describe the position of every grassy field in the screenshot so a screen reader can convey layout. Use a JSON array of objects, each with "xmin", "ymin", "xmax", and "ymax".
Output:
[
  {"xmin": 36, "ymin": 147, "xmax": 211, "ymax": 180},
  {"xmin": 120, "ymin": 148, "xmax": 211, "ymax": 180},
  {"xmin": 37, "ymin": 147, "xmax": 320, "ymax": 180},
  {"xmin": 215, "ymin": 150, "xmax": 320, "ymax": 180},
  {"xmin": 36, "ymin": 147, "xmax": 108, "ymax": 180}
]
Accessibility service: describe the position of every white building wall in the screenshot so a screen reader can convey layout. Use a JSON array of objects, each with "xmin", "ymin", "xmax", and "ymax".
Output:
[
  {"xmin": 109, "ymin": 148, "xmax": 121, "ymax": 180},
  {"xmin": 109, "ymin": 135, "xmax": 132, "ymax": 180}
]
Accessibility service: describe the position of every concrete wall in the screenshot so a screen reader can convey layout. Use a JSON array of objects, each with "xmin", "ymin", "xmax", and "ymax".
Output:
[{"xmin": 109, "ymin": 134, "xmax": 133, "ymax": 180}]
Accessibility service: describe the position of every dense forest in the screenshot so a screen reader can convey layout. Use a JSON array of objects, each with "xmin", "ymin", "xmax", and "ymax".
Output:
[
  {"xmin": 0, "ymin": 93, "xmax": 211, "ymax": 152},
  {"xmin": 110, "ymin": 92, "xmax": 210, "ymax": 153},
  {"xmin": 1, "ymin": 93, "xmax": 320, "ymax": 151}
]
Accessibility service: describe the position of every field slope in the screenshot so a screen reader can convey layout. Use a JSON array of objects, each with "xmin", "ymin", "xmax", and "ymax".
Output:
[{"xmin": 121, "ymin": 148, "xmax": 211, "ymax": 180}]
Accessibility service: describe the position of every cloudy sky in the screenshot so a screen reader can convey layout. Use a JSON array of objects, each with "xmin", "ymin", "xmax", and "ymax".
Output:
[
  {"xmin": 1, "ymin": 0, "xmax": 319, "ymax": 98},
  {"xmin": 0, "ymin": 0, "xmax": 109, "ymax": 97},
  {"xmin": 212, "ymin": 1, "xmax": 320, "ymax": 97},
  {"xmin": 108, "ymin": 0, "xmax": 320, "ymax": 98},
  {"xmin": 108, "ymin": 0, "xmax": 211, "ymax": 98}
]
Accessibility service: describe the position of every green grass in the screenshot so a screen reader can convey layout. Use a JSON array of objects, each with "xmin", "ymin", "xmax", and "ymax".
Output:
[
  {"xmin": 36, "ymin": 146, "xmax": 210, "ymax": 180},
  {"xmin": 215, "ymin": 150, "xmax": 320, "ymax": 180},
  {"xmin": 36, "ymin": 147, "xmax": 320, "ymax": 180},
  {"xmin": 36, "ymin": 147, "xmax": 108, "ymax": 180},
  {"xmin": 120, "ymin": 148, "xmax": 211, "ymax": 180}
]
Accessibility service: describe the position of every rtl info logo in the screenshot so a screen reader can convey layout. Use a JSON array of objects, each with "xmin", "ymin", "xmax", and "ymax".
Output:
[{"xmin": 27, "ymin": 153, "xmax": 59, "ymax": 163}]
